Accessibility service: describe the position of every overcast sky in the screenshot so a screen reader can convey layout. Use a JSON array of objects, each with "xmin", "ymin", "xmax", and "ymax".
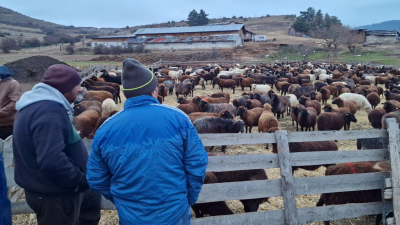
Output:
[{"xmin": 2, "ymin": 0, "xmax": 399, "ymax": 28}]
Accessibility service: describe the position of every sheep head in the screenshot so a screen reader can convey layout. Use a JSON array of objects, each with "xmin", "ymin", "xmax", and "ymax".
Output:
[
  {"xmin": 345, "ymin": 113, "xmax": 357, "ymax": 123},
  {"xmin": 220, "ymin": 110, "xmax": 234, "ymax": 120},
  {"xmin": 263, "ymin": 103, "xmax": 272, "ymax": 111},
  {"xmin": 332, "ymin": 98, "xmax": 342, "ymax": 105},
  {"xmin": 236, "ymin": 106, "xmax": 247, "ymax": 117},
  {"xmin": 177, "ymin": 95, "xmax": 185, "ymax": 103},
  {"xmin": 232, "ymin": 99, "xmax": 239, "ymax": 108},
  {"xmin": 234, "ymin": 120, "xmax": 245, "ymax": 133},
  {"xmin": 323, "ymin": 104, "xmax": 333, "ymax": 112},
  {"xmin": 244, "ymin": 99, "xmax": 252, "ymax": 108},
  {"xmin": 199, "ymin": 99, "xmax": 208, "ymax": 108},
  {"xmin": 298, "ymin": 96, "xmax": 308, "ymax": 105}
]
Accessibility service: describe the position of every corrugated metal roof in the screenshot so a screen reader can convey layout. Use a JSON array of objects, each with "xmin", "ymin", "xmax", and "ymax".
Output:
[
  {"xmin": 364, "ymin": 30, "xmax": 400, "ymax": 36},
  {"xmin": 128, "ymin": 35, "xmax": 239, "ymax": 44},
  {"xmin": 133, "ymin": 24, "xmax": 244, "ymax": 35},
  {"xmin": 92, "ymin": 35, "xmax": 136, "ymax": 39}
]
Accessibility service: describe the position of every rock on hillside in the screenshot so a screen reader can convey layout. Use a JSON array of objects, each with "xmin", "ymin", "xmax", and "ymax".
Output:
[{"xmin": 4, "ymin": 56, "xmax": 74, "ymax": 83}]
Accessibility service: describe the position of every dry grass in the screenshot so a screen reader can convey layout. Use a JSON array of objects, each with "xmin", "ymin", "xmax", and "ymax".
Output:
[{"xmin": 13, "ymin": 77, "xmax": 382, "ymax": 225}]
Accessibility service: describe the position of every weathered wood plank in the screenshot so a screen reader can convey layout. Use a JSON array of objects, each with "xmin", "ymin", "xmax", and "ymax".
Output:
[
  {"xmin": 387, "ymin": 118, "xmax": 400, "ymax": 224},
  {"xmin": 5, "ymin": 168, "xmax": 16, "ymax": 187},
  {"xmin": 288, "ymin": 129, "xmax": 388, "ymax": 143},
  {"xmin": 275, "ymin": 130, "xmax": 298, "ymax": 225},
  {"xmin": 2, "ymin": 142, "xmax": 13, "ymax": 158},
  {"xmin": 198, "ymin": 133, "xmax": 276, "ymax": 146},
  {"xmin": 192, "ymin": 202, "xmax": 391, "ymax": 225},
  {"xmin": 206, "ymin": 154, "xmax": 279, "ymax": 171},
  {"xmin": 385, "ymin": 189, "xmax": 393, "ymax": 200},
  {"xmin": 196, "ymin": 172, "xmax": 389, "ymax": 203},
  {"xmin": 386, "ymin": 178, "xmax": 393, "ymax": 188}
]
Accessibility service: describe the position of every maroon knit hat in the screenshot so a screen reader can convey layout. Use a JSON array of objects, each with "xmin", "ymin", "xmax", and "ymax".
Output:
[{"xmin": 42, "ymin": 64, "xmax": 81, "ymax": 94}]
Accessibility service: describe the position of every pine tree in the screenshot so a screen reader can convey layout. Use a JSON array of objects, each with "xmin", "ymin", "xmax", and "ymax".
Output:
[
  {"xmin": 292, "ymin": 18, "xmax": 311, "ymax": 33},
  {"xmin": 187, "ymin": 9, "xmax": 199, "ymax": 26},
  {"xmin": 197, "ymin": 9, "xmax": 209, "ymax": 26}
]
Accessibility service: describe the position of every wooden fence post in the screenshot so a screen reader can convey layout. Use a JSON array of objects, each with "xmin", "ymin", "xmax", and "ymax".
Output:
[
  {"xmin": 275, "ymin": 130, "xmax": 298, "ymax": 225},
  {"xmin": 387, "ymin": 118, "xmax": 400, "ymax": 224}
]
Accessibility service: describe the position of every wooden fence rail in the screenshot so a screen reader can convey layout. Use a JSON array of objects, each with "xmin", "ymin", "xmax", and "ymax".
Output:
[{"xmin": 1, "ymin": 119, "xmax": 398, "ymax": 224}]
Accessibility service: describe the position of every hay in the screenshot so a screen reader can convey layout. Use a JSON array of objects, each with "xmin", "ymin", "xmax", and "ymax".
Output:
[{"xmin": 13, "ymin": 78, "xmax": 383, "ymax": 225}]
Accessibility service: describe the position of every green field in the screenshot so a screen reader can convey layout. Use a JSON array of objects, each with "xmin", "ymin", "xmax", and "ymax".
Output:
[{"xmin": 66, "ymin": 61, "xmax": 122, "ymax": 70}]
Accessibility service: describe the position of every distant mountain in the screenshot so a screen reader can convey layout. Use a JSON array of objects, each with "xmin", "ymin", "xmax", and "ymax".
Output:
[{"xmin": 357, "ymin": 20, "xmax": 400, "ymax": 31}]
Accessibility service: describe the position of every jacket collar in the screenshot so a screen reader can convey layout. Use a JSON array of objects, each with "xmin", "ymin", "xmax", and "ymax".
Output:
[{"xmin": 124, "ymin": 95, "xmax": 159, "ymax": 110}]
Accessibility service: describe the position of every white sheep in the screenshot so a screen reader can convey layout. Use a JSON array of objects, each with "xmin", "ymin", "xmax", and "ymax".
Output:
[
  {"xmin": 308, "ymin": 74, "xmax": 316, "ymax": 82},
  {"xmin": 364, "ymin": 75, "xmax": 377, "ymax": 85},
  {"xmin": 286, "ymin": 94, "xmax": 298, "ymax": 108},
  {"xmin": 168, "ymin": 70, "xmax": 183, "ymax": 81},
  {"xmin": 315, "ymin": 68, "xmax": 327, "ymax": 75},
  {"xmin": 252, "ymin": 84, "xmax": 271, "ymax": 93},
  {"xmin": 338, "ymin": 93, "xmax": 372, "ymax": 113},
  {"xmin": 101, "ymin": 98, "xmax": 117, "ymax": 116},
  {"xmin": 318, "ymin": 74, "xmax": 333, "ymax": 81}
]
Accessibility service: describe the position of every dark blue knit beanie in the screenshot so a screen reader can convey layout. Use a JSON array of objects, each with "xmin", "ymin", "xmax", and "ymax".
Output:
[{"xmin": 0, "ymin": 66, "xmax": 13, "ymax": 79}]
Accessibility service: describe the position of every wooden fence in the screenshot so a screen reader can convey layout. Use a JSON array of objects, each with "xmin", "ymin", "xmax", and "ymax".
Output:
[{"xmin": 2, "ymin": 118, "xmax": 400, "ymax": 224}]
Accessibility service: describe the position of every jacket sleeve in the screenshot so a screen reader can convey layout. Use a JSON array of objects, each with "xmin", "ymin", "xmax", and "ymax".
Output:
[
  {"xmin": 31, "ymin": 111, "xmax": 87, "ymax": 190},
  {"xmin": 86, "ymin": 137, "xmax": 114, "ymax": 202},
  {"xmin": 0, "ymin": 81, "xmax": 22, "ymax": 118},
  {"xmin": 182, "ymin": 119, "xmax": 208, "ymax": 205}
]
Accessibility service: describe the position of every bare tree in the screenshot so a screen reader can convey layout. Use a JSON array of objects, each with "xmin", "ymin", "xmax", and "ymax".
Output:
[
  {"xmin": 339, "ymin": 26, "xmax": 365, "ymax": 53},
  {"xmin": 0, "ymin": 37, "xmax": 18, "ymax": 53},
  {"xmin": 310, "ymin": 24, "xmax": 346, "ymax": 56}
]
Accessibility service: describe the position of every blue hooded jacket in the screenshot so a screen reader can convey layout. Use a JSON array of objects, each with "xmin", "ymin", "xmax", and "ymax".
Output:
[{"xmin": 87, "ymin": 95, "xmax": 208, "ymax": 225}]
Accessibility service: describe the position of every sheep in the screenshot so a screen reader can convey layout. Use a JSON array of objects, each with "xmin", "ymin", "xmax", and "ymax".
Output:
[
  {"xmin": 297, "ymin": 107, "xmax": 317, "ymax": 131},
  {"xmin": 78, "ymin": 90, "xmax": 113, "ymax": 103},
  {"xmin": 193, "ymin": 117, "xmax": 245, "ymax": 152},
  {"xmin": 73, "ymin": 109, "xmax": 101, "ymax": 138},
  {"xmin": 85, "ymin": 78, "xmax": 121, "ymax": 103},
  {"xmin": 368, "ymin": 108, "xmax": 386, "ymax": 129},
  {"xmin": 319, "ymin": 88, "xmax": 331, "ymax": 105},
  {"xmin": 290, "ymin": 104, "xmax": 305, "ymax": 130},
  {"xmin": 284, "ymin": 94, "xmax": 299, "ymax": 115},
  {"xmin": 270, "ymin": 94, "xmax": 289, "ymax": 120},
  {"xmin": 384, "ymin": 90, "xmax": 400, "ymax": 102},
  {"xmin": 275, "ymin": 81, "xmax": 289, "ymax": 92},
  {"xmin": 381, "ymin": 110, "xmax": 400, "ymax": 129},
  {"xmin": 318, "ymin": 74, "xmax": 333, "ymax": 81},
  {"xmin": 191, "ymin": 172, "xmax": 233, "ymax": 218},
  {"xmin": 157, "ymin": 83, "xmax": 168, "ymax": 101},
  {"xmin": 251, "ymin": 84, "xmax": 271, "ymax": 93},
  {"xmin": 189, "ymin": 110, "xmax": 233, "ymax": 123},
  {"xmin": 280, "ymin": 83, "xmax": 292, "ymax": 95},
  {"xmin": 317, "ymin": 112, "xmax": 357, "ymax": 131},
  {"xmin": 213, "ymin": 77, "xmax": 236, "ymax": 93},
  {"xmin": 338, "ymin": 93, "xmax": 373, "ymax": 113},
  {"xmin": 314, "ymin": 81, "xmax": 328, "ymax": 91},
  {"xmin": 331, "ymin": 97, "xmax": 358, "ymax": 114},
  {"xmin": 336, "ymin": 85, "xmax": 351, "ymax": 95},
  {"xmin": 214, "ymin": 169, "xmax": 269, "ymax": 212},
  {"xmin": 198, "ymin": 101, "xmax": 237, "ymax": 118},
  {"xmin": 232, "ymin": 96, "xmax": 251, "ymax": 108},
  {"xmin": 99, "ymin": 72, "xmax": 122, "ymax": 85},
  {"xmin": 157, "ymin": 95, "xmax": 163, "ymax": 104},
  {"xmin": 383, "ymin": 100, "xmax": 400, "ymax": 113},
  {"xmin": 176, "ymin": 96, "xmax": 201, "ymax": 115},
  {"xmin": 87, "ymin": 110, "xmax": 119, "ymax": 139},
  {"xmin": 323, "ymin": 103, "xmax": 351, "ymax": 114},
  {"xmin": 236, "ymin": 106, "xmax": 263, "ymax": 133},
  {"xmin": 269, "ymin": 127, "xmax": 338, "ymax": 172},
  {"xmin": 357, "ymin": 137, "xmax": 388, "ymax": 150},
  {"xmin": 199, "ymin": 77, "xmax": 206, "ymax": 90},
  {"xmin": 239, "ymin": 78, "xmax": 253, "ymax": 91},
  {"xmin": 310, "ymin": 91, "xmax": 322, "ymax": 103},
  {"xmin": 294, "ymin": 86, "xmax": 316, "ymax": 99},
  {"xmin": 366, "ymin": 92, "xmax": 380, "ymax": 109},
  {"xmin": 253, "ymin": 93, "xmax": 271, "ymax": 105},
  {"xmin": 163, "ymin": 80, "xmax": 175, "ymax": 95},
  {"xmin": 243, "ymin": 99, "xmax": 263, "ymax": 109},
  {"xmin": 258, "ymin": 103, "xmax": 279, "ymax": 149},
  {"xmin": 320, "ymin": 85, "xmax": 338, "ymax": 99},
  {"xmin": 168, "ymin": 70, "xmax": 184, "ymax": 81},
  {"xmin": 316, "ymin": 161, "xmax": 390, "ymax": 225},
  {"xmin": 288, "ymin": 84, "xmax": 301, "ymax": 95},
  {"xmin": 73, "ymin": 100, "xmax": 102, "ymax": 117},
  {"xmin": 298, "ymin": 96, "xmax": 321, "ymax": 115},
  {"xmin": 101, "ymin": 98, "xmax": 116, "ymax": 116},
  {"xmin": 174, "ymin": 82, "xmax": 193, "ymax": 99},
  {"xmin": 81, "ymin": 81, "xmax": 118, "ymax": 104}
]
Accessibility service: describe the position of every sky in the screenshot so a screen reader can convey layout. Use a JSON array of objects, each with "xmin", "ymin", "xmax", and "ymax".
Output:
[{"xmin": 1, "ymin": 0, "xmax": 399, "ymax": 28}]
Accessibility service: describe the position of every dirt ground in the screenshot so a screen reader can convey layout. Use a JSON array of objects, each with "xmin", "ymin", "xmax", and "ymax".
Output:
[{"xmin": 12, "ymin": 74, "xmax": 382, "ymax": 225}]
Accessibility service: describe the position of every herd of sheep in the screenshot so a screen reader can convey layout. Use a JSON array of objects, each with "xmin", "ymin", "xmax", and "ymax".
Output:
[{"xmin": 70, "ymin": 62, "xmax": 400, "ymax": 223}]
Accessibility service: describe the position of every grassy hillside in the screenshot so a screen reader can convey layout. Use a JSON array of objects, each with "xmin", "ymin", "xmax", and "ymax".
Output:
[{"xmin": 357, "ymin": 20, "xmax": 400, "ymax": 31}]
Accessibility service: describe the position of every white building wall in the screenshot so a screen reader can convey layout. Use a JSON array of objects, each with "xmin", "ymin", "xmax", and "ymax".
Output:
[
  {"xmin": 366, "ymin": 36, "xmax": 397, "ymax": 44},
  {"xmin": 131, "ymin": 42, "xmax": 236, "ymax": 51},
  {"xmin": 91, "ymin": 41, "xmax": 128, "ymax": 49}
]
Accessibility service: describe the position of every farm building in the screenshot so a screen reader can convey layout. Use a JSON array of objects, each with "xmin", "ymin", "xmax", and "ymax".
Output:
[
  {"xmin": 91, "ymin": 35, "xmax": 135, "ymax": 49},
  {"xmin": 128, "ymin": 35, "xmax": 242, "ymax": 51},
  {"xmin": 133, "ymin": 24, "xmax": 246, "ymax": 44},
  {"xmin": 244, "ymin": 29, "xmax": 256, "ymax": 42},
  {"xmin": 363, "ymin": 30, "xmax": 400, "ymax": 45}
]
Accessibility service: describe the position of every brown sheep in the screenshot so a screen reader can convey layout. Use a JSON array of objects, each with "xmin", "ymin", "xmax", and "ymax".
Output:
[
  {"xmin": 368, "ymin": 108, "xmax": 386, "ymax": 129},
  {"xmin": 81, "ymin": 90, "xmax": 113, "ymax": 103},
  {"xmin": 73, "ymin": 100, "xmax": 102, "ymax": 117},
  {"xmin": 175, "ymin": 82, "xmax": 193, "ymax": 99},
  {"xmin": 323, "ymin": 104, "xmax": 352, "ymax": 114},
  {"xmin": 214, "ymin": 77, "xmax": 236, "ymax": 94},
  {"xmin": 288, "ymin": 84, "xmax": 301, "ymax": 95},
  {"xmin": 86, "ymin": 78, "xmax": 121, "ymax": 103},
  {"xmin": 316, "ymin": 161, "xmax": 390, "ymax": 225},
  {"xmin": 188, "ymin": 110, "xmax": 233, "ymax": 123},
  {"xmin": 290, "ymin": 104, "xmax": 305, "ymax": 130},
  {"xmin": 87, "ymin": 110, "xmax": 119, "ymax": 139},
  {"xmin": 321, "ymin": 85, "xmax": 338, "ymax": 99},
  {"xmin": 336, "ymin": 85, "xmax": 350, "ymax": 95},
  {"xmin": 310, "ymin": 91, "xmax": 322, "ymax": 102},
  {"xmin": 176, "ymin": 96, "xmax": 201, "ymax": 115},
  {"xmin": 239, "ymin": 78, "xmax": 253, "ymax": 91},
  {"xmin": 317, "ymin": 112, "xmax": 357, "ymax": 131},
  {"xmin": 73, "ymin": 109, "xmax": 101, "ymax": 138},
  {"xmin": 243, "ymin": 99, "xmax": 263, "ymax": 109},
  {"xmin": 197, "ymin": 95, "xmax": 230, "ymax": 104},
  {"xmin": 298, "ymin": 95, "xmax": 321, "ymax": 115},
  {"xmin": 157, "ymin": 83, "xmax": 168, "ymax": 101},
  {"xmin": 366, "ymin": 92, "xmax": 380, "ymax": 109},
  {"xmin": 319, "ymin": 88, "xmax": 331, "ymax": 105},
  {"xmin": 236, "ymin": 106, "xmax": 263, "ymax": 133},
  {"xmin": 331, "ymin": 97, "xmax": 358, "ymax": 114},
  {"xmin": 258, "ymin": 103, "xmax": 279, "ymax": 149},
  {"xmin": 381, "ymin": 110, "xmax": 400, "ymax": 129}
]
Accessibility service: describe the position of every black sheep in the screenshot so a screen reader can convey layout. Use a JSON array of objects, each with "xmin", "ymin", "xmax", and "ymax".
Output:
[
  {"xmin": 99, "ymin": 72, "xmax": 122, "ymax": 85},
  {"xmin": 294, "ymin": 86, "xmax": 316, "ymax": 99}
]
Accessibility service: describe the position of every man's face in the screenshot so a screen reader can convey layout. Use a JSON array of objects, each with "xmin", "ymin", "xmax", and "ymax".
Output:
[{"xmin": 64, "ymin": 85, "xmax": 82, "ymax": 103}]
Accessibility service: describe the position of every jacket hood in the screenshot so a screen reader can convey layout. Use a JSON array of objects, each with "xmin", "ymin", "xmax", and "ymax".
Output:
[{"xmin": 16, "ymin": 83, "xmax": 74, "ymax": 120}]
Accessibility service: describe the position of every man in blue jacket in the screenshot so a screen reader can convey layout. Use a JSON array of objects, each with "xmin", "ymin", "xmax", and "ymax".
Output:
[{"xmin": 87, "ymin": 58, "xmax": 208, "ymax": 225}]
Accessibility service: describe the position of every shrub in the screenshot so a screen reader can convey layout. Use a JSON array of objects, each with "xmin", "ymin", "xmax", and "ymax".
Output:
[
  {"xmin": 21, "ymin": 38, "xmax": 41, "ymax": 48},
  {"xmin": 93, "ymin": 45, "xmax": 104, "ymax": 54},
  {"xmin": 65, "ymin": 44, "xmax": 74, "ymax": 54},
  {"xmin": 86, "ymin": 41, "xmax": 92, "ymax": 47},
  {"xmin": 0, "ymin": 37, "xmax": 18, "ymax": 53},
  {"xmin": 110, "ymin": 46, "xmax": 123, "ymax": 55}
]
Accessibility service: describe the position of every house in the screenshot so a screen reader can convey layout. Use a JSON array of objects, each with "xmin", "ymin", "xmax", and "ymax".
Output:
[
  {"xmin": 91, "ymin": 35, "xmax": 135, "ymax": 49},
  {"xmin": 128, "ymin": 35, "xmax": 242, "ymax": 51},
  {"xmin": 244, "ymin": 30, "xmax": 256, "ymax": 42},
  {"xmin": 133, "ymin": 24, "xmax": 246, "ymax": 44},
  {"xmin": 362, "ymin": 30, "xmax": 400, "ymax": 45}
]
